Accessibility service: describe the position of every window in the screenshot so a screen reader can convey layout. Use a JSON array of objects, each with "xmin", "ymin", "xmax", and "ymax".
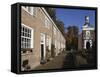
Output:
[
  {"xmin": 40, "ymin": 33, "xmax": 45, "ymax": 44},
  {"xmin": 86, "ymin": 31, "xmax": 90, "ymax": 39},
  {"xmin": 46, "ymin": 35, "xmax": 49, "ymax": 46},
  {"xmin": 49, "ymin": 37, "xmax": 51, "ymax": 50},
  {"xmin": 46, "ymin": 35, "xmax": 51, "ymax": 50},
  {"xmin": 21, "ymin": 24, "xmax": 33, "ymax": 49},
  {"xmin": 45, "ymin": 16, "xmax": 51, "ymax": 29},
  {"xmin": 22, "ymin": 6, "xmax": 36, "ymax": 16}
]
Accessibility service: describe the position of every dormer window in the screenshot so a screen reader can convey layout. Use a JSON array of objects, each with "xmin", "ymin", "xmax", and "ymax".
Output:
[{"xmin": 22, "ymin": 6, "xmax": 36, "ymax": 16}]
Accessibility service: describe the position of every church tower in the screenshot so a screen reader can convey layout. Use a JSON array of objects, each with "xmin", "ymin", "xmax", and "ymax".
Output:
[{"xmin": 82, "ymin": 16, "xmax": 95, "ymax": 49}]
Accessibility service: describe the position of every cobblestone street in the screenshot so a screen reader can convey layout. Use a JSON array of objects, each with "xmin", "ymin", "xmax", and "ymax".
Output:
[{"xmin": 34, "ymin": 51, "xmax": 88, "ymax": 70}]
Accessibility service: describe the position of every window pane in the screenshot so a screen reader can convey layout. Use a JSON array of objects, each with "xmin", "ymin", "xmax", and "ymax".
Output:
[
  {"xmin": 29, "ymin": 29, "xmax": 31, "ymax": 33},
  {"xmin": 21, "ymin": 24, "xmax": 33, "ymax": 49},
  {"xmin": 28, "ymin": 33, "xmax": 30, "ymax": 37},
  {"xmin": 23, "ymin": 27, "xmax": 24, "ymax": 31},
  {"xmin": 27, "ymin": 29, "xmax": 29, "ymax": 33},
  {"xmin": 25, "ymin": 28, "xmax": 27, "ymax": 32}
]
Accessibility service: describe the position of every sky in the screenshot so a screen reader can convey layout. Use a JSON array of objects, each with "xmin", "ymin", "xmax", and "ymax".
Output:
[{"xmin": 55, "ymin": 8, "xmax": 95, "ymax": 33}]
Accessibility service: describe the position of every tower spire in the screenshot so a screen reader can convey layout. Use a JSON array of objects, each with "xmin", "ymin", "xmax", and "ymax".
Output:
[{"xmin": 84, "ymin": 16, "xmax": 90, "ymax": 26}]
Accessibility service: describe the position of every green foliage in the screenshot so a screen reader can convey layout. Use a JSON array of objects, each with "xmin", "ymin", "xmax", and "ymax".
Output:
[
  {"xmin": 45, "ymin": 8, "xmax": 56, "ymax": 21},
  {"xmin": 55, "ymin": 20, "xmax": 65, "ymax": 35},
  {"xmin": 45, "ymin": 8, "xmax": 65, "ymax": 35},
  {"xmin": 65, "ymin": 26, "xmax": 79, "ymax": 50}
]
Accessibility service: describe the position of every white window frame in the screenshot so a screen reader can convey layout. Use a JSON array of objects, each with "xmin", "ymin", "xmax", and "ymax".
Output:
[
  {"xmin": 49, "ymin": 36, "xmax": 51, "ymax": 50},
  {"xmin": 46, "ymin": 35, "xmax": 51, "ymax": 50},
  {"xmin": 40, "ymin": 33, "xmax": 46, "ymax": 58},
  {"xmin": 86, "ymin": 30, "xmax": 90, "ymax": 39},
  {"xmin": 21, "ymin": 23, "xmax": 34, "ymax": 49},
  {"xmin": 46, "ymin": 35, "xmax": 49, "ymax": 46},
  {"xmin": 22, "ymin": 6, "xmax": 35, "ymax": 16}
]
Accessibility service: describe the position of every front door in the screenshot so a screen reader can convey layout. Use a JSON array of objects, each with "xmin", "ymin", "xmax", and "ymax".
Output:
[
  {"xmin": 41, "ymin": 44, "xmax": 44, "ymax": 61},
  {"xmin": 40, "ymin": 33, "xmax": 46, "ymax": 64},
  {"xmin": 86, "ymin": 41, "xmax": 90, "ymax": 49}
]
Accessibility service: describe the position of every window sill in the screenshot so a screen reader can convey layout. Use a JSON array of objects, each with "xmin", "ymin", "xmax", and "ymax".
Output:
[{"xmin": 21, "ymin": 48, "xmax": 33, "ymax": 56}]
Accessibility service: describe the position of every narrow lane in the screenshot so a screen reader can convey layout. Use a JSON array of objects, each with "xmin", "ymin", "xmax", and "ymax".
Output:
[
  {"xmin": 34, "ymin": 51, "xmax": 88, "ymax": 70},
  {"xmin": 34, "ymin": 52, "xmax": 67, "ymax": 70}
]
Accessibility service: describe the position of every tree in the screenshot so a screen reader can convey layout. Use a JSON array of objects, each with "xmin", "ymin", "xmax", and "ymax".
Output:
[
  {"xmin": 45, "ymin": 8, "xmax": 65, "ymax": 35},
  {"xmin": 65, "ymin": 26, "xmax": 79, "ymax": 50},
  {"xmin": 45, "ymin": 8, "xmax": 56, "ymax": 21},
  {"xmin": 55, "ymin": 19, "xmax": 65, "ymax": 35}
]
